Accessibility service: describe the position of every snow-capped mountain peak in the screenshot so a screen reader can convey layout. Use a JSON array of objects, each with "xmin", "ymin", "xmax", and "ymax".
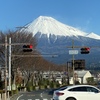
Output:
[
  {"xmin": 19, "ymin": 16, "xmax": 100, "ymax": 65},
  {"xmin": 22, "ymin": 16, "xmax": 87, "ymax": 38},
  {"xmin": 20, "ymin": 16, "xmax": 100, "ymax": 40},
  {"xmin": 86, "ymin": 32, "xmax": 100, "ymax": 40}
]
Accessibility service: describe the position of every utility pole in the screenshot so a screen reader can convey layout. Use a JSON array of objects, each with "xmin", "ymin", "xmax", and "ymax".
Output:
[
  {"xmin": 68, "ymin": 40, "xmax": 78, "ymax": 85},
  {"xmin": 67, "ymin": 61, "xmax": 71, "ymax": 85},
  {"xmin": 4, "ymin": 36, "xmax": 7, "ymax": 100},
  {"xmin": 72, "ymin": 40, "xmax": 75, "ymax": 85},
  {"xmin": 9, "ymin": 37, "xmax": 11, "ymax": 91},
  {"xmin": 4, "ymin": 36, "xmax": 11, "ymax": 100}
]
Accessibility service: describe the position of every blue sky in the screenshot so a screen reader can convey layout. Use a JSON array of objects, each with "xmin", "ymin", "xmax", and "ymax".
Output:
[{"xmin": 0, "ymin": 0, "xmax": 100, "ymax": 35}]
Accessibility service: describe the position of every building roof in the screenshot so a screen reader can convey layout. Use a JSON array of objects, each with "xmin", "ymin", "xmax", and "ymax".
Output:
[{"xmin": 75, "ymin": 70, "xmax": 90, "ymax": 77}]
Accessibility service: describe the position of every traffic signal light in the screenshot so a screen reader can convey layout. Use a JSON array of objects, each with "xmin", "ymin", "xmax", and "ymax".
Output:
[
  {"xmin": 80, "ymin": 47, "xmax": 90, "ymax": 54},
  {"xmin": 23, "ymin": 45, "xmax": 33, "ymax": 52}
]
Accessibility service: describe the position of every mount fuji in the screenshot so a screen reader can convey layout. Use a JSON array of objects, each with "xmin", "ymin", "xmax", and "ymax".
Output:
[
  {"xmin": 20, "ymin": 16, "xmax": 100, "ymax": 68},
  {"xmin": 21, "ymin": 16, "xmax": 100, "ymax": 40}
]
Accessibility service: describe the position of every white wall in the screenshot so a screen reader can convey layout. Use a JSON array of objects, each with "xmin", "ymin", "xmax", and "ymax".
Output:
[{"xmin": 83, "ymin": 71, "xmax": 92, "ymax": 84}]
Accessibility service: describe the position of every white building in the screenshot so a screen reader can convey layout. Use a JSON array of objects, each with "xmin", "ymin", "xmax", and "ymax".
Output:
[
  {"xmin": 42, "ymin": 71, "xmax": 63, "ymax": 84},
  {"xmin": 70, "ymin": 70, "xmax": 93, "ymax": 84}
]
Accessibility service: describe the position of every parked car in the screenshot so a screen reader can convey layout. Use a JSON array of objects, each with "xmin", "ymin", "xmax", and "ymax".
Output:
[{"xmin": 53, "ymin": 85, "xmax": 100, "ymax": 100}]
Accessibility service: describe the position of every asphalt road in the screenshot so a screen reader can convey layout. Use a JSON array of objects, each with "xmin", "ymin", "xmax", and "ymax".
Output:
[{"xmin": 12, "ymin": 89, "xmax": 53, "ymax": 100}]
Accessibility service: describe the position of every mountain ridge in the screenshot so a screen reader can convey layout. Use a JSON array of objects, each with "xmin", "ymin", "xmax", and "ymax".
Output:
[
  {"xmin": 21, "ymin": 16, "xmax": 100, "ymax": 40},
  {"xmin": 21, "ymin": 16, "xmax": 93, "ymax": 38},
  {"xmin": 20, "ymin": 16, "xmax": 100, "ymax": 66},
  {"xmin": 86, "ymin": 32, "xmax": 100, "ymax": 39}
]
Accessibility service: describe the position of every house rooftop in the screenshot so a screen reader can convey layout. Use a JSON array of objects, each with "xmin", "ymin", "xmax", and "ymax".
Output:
[{"xmin": 75, "ymin": 70, "xmax": 90, "ymax": 77}]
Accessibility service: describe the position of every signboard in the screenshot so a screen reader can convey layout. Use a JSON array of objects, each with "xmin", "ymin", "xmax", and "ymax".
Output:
[
  {"xmin": 69, "ymin": 50, "xmax": 78, "ymax": 55},
  {"xmin": 74, "ymin": 59, "xmax": 85, "ymax": 70},
  {"xmin": 12, "ymin": 84, "xmax": 16, "ymax": 90},
  {"xmin": 7, "ymin": 86, "xmax": 11, "ymax": 91}
]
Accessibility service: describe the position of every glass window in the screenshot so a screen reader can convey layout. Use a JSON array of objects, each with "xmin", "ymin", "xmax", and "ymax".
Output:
[
  {"xmin": 69, "ymin": 86, "xmax": 100, "ymax": 93},
  {"xmin": 86, "ymin": 87, "xmax": 99, "ymax": 93},
  {"xmin": 69, "ymin": 87, "xmax": 87, "ymax": 92}
]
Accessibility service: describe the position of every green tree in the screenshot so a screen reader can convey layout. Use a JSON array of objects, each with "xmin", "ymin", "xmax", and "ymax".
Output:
[{"xmin": 86, "ymin": 77, "xmax": 94, "ymax": 85}]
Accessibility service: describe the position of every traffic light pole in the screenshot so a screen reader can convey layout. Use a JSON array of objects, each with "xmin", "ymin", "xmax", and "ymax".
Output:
[
  {"xmin": 3, "ymin": 37, "xmax": 26, "ymax": 100},
  {"xmin": 67, "ymin": 40, "xmax": 79, "ymax": 85},
  {"xmin": 4, "ymin": 37, "xmax": 32, "ymax": 100},
  {"xmin": 1, "ymin": 36, "xmax": 58, "ymax": 100},
  {"xmin": 67, "ymin": 39, "xmax": 91, "ymax": 85}
]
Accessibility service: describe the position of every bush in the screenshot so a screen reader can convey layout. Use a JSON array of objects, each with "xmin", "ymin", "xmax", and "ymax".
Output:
[
  {"xmin": 87, "ymin": 77, "xmax": 94, "ymax": 85},
  {"xmin": 0, "ymin": 90, "xmax": 5, "ymax": 93},
  {"xmin": 56, "ymin": 81, "xmax": 60, "ymax": 87},
  {"xmin": 33, "ymin": 86, "xmax": 35, "ymax": 90},
  {"xmin": 26, "ymin": 86, "xmax": 33, "ymax": 91},
  {"xmin": 26, "ymin": 81, "xmax": 33, "ymax": 91},
  {"xmin": 49, "ymin": 81, "xmax": 57, "ymax": 88}
]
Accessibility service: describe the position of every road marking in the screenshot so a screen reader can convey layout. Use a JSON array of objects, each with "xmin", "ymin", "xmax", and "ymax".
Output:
[
  {"xmin": 20, "ymin": 99, "xmax": 52, "ymax": 100},
  {"xmin": 16, "ymin": 97, "xmax": 53, "ymax": 100},
  {"xmin": 40, "ymin": 93, "xmax": 43, "ymax": 97},
  {"xmin": 17, "ymin": 94, "xmax": 23, "ymax": 100}
]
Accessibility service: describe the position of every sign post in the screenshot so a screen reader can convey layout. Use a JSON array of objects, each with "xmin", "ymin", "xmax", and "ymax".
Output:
[{"xmin": 68, "ymin": 40, "xmax": 79, "ymax": 85}]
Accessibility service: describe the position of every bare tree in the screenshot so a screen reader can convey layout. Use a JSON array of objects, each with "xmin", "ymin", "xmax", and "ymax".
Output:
[
  {"xmin": 0, "ymin": 30, "xmax": 65, "ymax": 87},
  {"xmin": 0, "ymin": 31, "xmax": 39, "ymax": 85}
]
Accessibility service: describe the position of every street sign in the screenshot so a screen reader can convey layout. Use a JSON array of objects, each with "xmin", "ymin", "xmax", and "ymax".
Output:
[{"xmin": 69, "ymin": 50, "xmax": 78, "ymax": 55}]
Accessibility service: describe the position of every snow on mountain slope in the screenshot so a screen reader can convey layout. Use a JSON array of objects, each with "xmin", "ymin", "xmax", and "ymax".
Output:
[
  {"xmin": 86, "ymin": 32, "xmax": 100, "ymax": 40},
  {"xmin": 19, "ymin": 16, "xmax": 100, "ymax": 64},
  {"xmin": 22, "ymin": 16, "xmax": 87, "ymax": 38},
  {"xmin": 20, "ymin": 16, "xmax": 100, "ymax": 40}
]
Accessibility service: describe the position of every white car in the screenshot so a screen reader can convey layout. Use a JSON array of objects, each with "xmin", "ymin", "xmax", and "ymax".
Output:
[{"xmin": 53, "ymin": 85, "xmax": 100, "ymax": 100}]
